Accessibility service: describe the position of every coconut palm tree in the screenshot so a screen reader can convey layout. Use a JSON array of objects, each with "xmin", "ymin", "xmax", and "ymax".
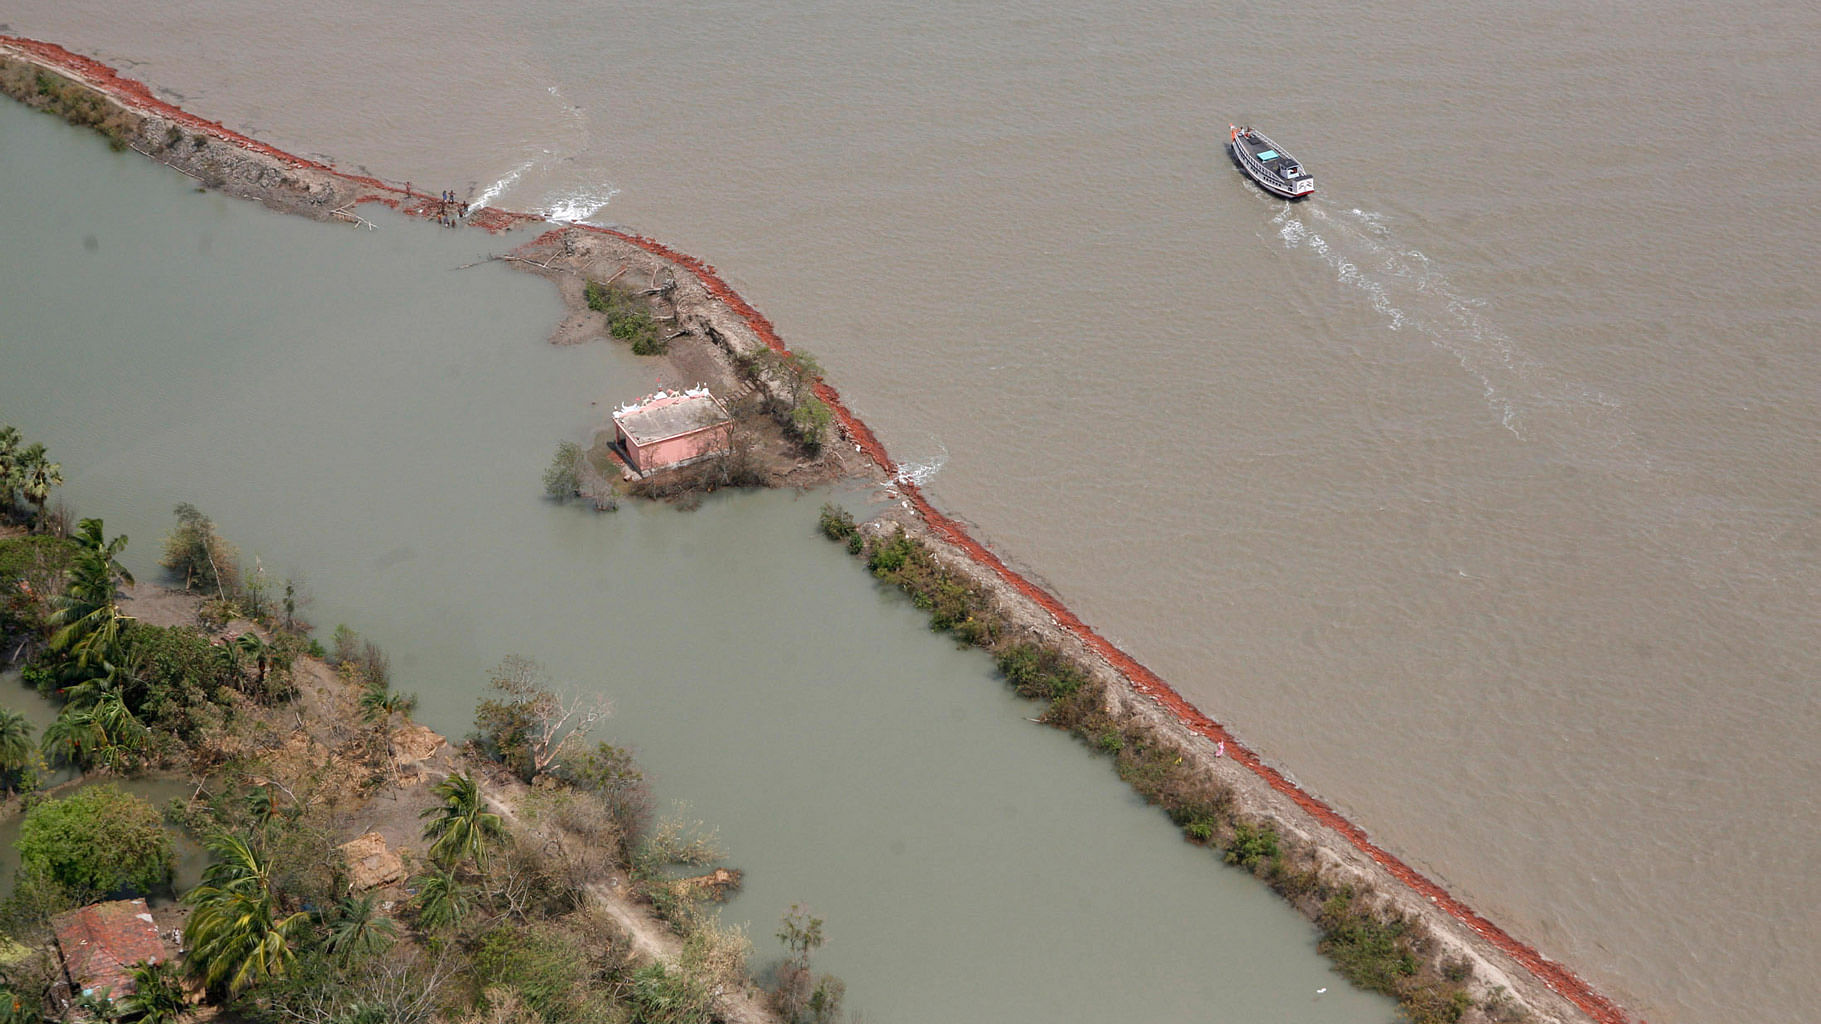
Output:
[
  {"xmin": 323, "ymin": 893, "xmax": 398, "ymax": 962},
  {"xmin": 408, "ymin": 862, "xmax": 472, "ymax": 933},
  {"xmin": 47, "ymin": 519, "xmax": 134, "ymax": 671},
  {"xmin": 419, "ymin": 771, "xmax": 506, "ymax": 870},
  {"xmin": 0, "ymin": 984, "xmax": 36, "ymax": 1024},
  {"xmin": 244, "ymin": 784, "xmax": 278, "ymax": 828},
  {"xmin": 41, "ymin": 693, "xmax": 149, "ymax": 771},
  {"xmin": 231, "ymin": 632, "xmax": 270, "ymax": 695},
  {"xmin": 184, "ymin": 833, "xmax": 310, "ymax": 996},
  {"xmin": 359, "ymin": 686, "xmax": 417, "ymax": 774},
  {"xmin": 40, "ymin": 705, "xmax": 104, "ymax": 769},
  {"xmin": 0, "ymin": 709, "xmax": 34, "ymax": 795}
]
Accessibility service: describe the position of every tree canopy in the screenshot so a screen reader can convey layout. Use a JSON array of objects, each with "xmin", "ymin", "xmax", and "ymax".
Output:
[{"xmin": 15, "ymin": 783, "xmax": 174, "ymax": 897}]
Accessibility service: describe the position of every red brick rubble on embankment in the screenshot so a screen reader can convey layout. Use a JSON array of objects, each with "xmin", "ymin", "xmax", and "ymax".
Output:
[{"xmin": 3, "ymin": 34, "xmax": 1635, "ymax": 1024}]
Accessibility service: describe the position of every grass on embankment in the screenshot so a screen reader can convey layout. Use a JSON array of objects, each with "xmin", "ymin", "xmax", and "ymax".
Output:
[{"xmin": 817, "ymin": 504, "xmax": 1527, "ymax": 1024}]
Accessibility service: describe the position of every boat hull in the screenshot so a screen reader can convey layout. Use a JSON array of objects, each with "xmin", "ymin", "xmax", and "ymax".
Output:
[{"xmin": 1229, "ymin": 125, "xmax": 1315, "ymax": 200}]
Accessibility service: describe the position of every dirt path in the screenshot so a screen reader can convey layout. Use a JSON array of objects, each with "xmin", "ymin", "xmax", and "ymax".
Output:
[{"xmin": 470, "ymin": 769, "xmax": 783, "ymax": 1024}]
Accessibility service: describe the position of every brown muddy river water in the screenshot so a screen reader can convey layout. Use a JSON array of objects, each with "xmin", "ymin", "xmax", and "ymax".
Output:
[{"xmin": 4, "ymin": 1, "xmax": 1819, "ymax": 1020}]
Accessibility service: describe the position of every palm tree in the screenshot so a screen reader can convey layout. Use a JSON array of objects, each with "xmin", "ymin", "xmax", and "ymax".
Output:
[
  {"xmin": 0, "ymin": 425, "xmax": 20, "ymax": 517},
  {"xmin": 419, "ymin": 771, "xmax": 506, "ymax": 870},
  {"xmin": 48, "ymin": 519, "xmax": 135, "ymax": 671},
  {"xmin": 117, "ymin": 959, "xmax": 187, "ymax": 1024},
  {"xmin": 41, "ymin": 693, "xmax": 148, "ymax": 772},
  {"xmin": 244, "ymin": 784, "xmax": 277, "ymax": 828},
  {"xmin": 323, "ymin": 893, "xmax": 398, "ymax": 962},
  {"xmin": 359, "ymin": 686, "xmax": 417, "ymax": 774},
  {"xmin": 15, "ymin": 442, "xmax": 61, "ymax": 528},
  {"xmin": 41, "ymin": 705, "xmax": 104, "ymax": 769},
  {"xmin": 408, "ymin": 862, "xmax": 472, "ymax": 933},
  {"xmin": 0, "ymin": 709, "xmax": 34, "ymax": 795},
  {"xmin": 183, "ymin": 833, "xmax": 310, "ymax": 995},
  {"xmin": 232, "ymin": 633, "xmax": 270, "ymax": 695}
]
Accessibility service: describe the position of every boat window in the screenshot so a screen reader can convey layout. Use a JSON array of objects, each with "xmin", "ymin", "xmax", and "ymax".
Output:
[{"xmin": 1256, "ymin": 150, "xmax": 1278, "ymax": 161}]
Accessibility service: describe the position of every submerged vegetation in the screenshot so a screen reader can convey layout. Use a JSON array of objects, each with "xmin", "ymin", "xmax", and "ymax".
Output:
[{"xmin": 824, "ymin": 509, "xmax": 1510, "ymax": 1024}]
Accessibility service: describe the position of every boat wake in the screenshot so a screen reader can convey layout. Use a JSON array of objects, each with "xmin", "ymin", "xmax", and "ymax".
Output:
[{"xmin": 1268, "ymin": 201, "xmax": 1645, "ymax": 471}]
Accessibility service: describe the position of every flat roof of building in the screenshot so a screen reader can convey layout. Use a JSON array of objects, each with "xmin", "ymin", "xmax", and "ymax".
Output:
[{"xmin": 613, "ymin": 390, "xmax": 731, "ymax": 446}]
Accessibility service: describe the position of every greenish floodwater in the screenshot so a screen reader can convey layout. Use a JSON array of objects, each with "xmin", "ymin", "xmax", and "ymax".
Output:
[{"xmin": 0, "ymin": 101, "xmax": 1391, "ymax": 1022}]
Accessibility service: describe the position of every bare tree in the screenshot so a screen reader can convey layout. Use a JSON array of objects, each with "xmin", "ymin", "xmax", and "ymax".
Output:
[
  {"xmin": 267, "ymin": 947, "xmax": 458, "ymax": 1024},
  {"xmin": 472, "ymin": 655, "xmax": 613, "ymax": 781}
]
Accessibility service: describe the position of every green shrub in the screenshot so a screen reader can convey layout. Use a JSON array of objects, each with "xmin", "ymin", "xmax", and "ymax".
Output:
[
  {"xmin": 865, "ymin": 530, "xmax": 919, "ymax": 577},
  {"xmin": 116, "ymin": 621, "xmax": 245, "ymax": 737},
  {"xmin": 160, "ymin": 503, "xmax": 239, "ymax": 596},
  {"xmin": 470, "ymin": 925, "xmax": 590, "ymax": 1022},
  {"xmin": 817, "ymin": 503, "xmax": 857, "ymax": 541},
  {"xmin": 557, "ymin": 740, "xmax": 654, "ymax": 842},
  {"xmin": 628, "ymin": 961, "xmax": 713, "ymax": 1024},
  {"xmin": 586, "ymin": 280, "xmax": 665, "ymax": 355},
  {"xmin": 1317, "ymin": 889, "xmax": 1417, "ymax": 996},
  {"xmin": 995, "ymin": 642, "xmax": 1086, "ymax": 700},
  {"xmin": 789, "ymin": 398, "xmax": 832, "ymax": 451},
  {"xmin": 1401, "ymin": 984, "xmax": 1474, "ymax": 1024},
  {"xmin": 1265, "ymin": 854, "xmax": 1328, "ymax": 904},
  {"xmin": 582, "ymin": 279, "xmax": 619, "ymax": 314},
  {"xmin": 544, "ymin": 441, "xmax": 582, "ymax": 500},
  {"xmin": 16, "ymin": 784, "xmax": 174, "ymax": 897},
  {"xmin": 0, "ymin": 535, "xmax": 77, "ymax": 587},
  {"xmin": 1225, "ymin": 822, "xmax": 1280, "ymax": 872}
]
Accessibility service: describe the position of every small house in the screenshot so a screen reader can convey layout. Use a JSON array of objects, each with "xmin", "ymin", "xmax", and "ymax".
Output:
[
  {"xmin": 337, "ymin": 832, "xmax": 406, "ymax": 892},
  {"xmin": 612, "ymin": 387, "xmax": 734, "ymax": 474},
  {"xmin": 51, "ymin": 899, "xmax": 164, "ymax": 1002}
]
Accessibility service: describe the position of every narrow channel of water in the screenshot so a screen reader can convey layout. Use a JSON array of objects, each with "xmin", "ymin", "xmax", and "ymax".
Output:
[{"xmin": 1, "ymin": 102, "xmax": 1393, "ymax": 1021}]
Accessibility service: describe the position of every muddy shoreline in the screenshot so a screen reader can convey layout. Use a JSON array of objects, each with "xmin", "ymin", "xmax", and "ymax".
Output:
[{"xmin": 2, "ymin": 35, "xmax": 1631, "ymax": 1024}]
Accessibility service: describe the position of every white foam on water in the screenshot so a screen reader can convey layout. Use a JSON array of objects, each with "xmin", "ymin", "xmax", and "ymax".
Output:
[
  {"xmin": 895, "ymin": 442, "xmax": 949, "ymax": 487},
  {"xmin": 541, "ymin": 186, "xmax": 622, "ymax": 224},
  {"xmin": 472, "ymin": 81, "xmax": 595, "ymax": 213},
  {"xmin": 1269, "ymin": 200, "xmax": 1645, "ymax": 467},
  {"xmin": 473, "ymin": 157, "xmax": 538, "ymax": 209}
]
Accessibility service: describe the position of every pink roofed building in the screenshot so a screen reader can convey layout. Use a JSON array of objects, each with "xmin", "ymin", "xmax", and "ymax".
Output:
[{"xmin": 612, "ymin": 387, "xmax": 734, "ymax": 475}]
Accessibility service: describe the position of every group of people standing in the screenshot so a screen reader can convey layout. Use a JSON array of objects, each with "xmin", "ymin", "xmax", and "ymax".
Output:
[
  {"xmin": 405, "ymin": 181, "xmax": 469, "ymax": 227},
  {"xmin": 436, "ymin": 189, "xmax": 468, "ymax": 227}
]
